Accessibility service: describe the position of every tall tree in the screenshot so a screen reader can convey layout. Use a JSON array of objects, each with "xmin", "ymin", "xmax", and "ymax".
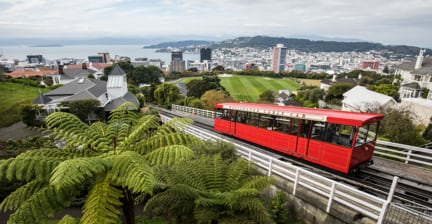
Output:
[
  {"xmin": 201, "ymin": 90, "xmax": 233, "ymax": 110},
  {"xmin": 154, "ymin": 83, "xmax": 181, "ymax": 107},
  {"xmin": 258, "ymin": 89, "xmax": 275, "ymax": 103},
  {"xmin": 66, "ymin": 99, "xmax": 101, "ymax": 125},
  {"xmin": 186, "ymin": 73, "xmax": 225, "ymax": 98},
  {"xmin": 129, "ymin": 66, "xmax": 162, "ymax": 86},
  {"xmin": 144, "ymin": 155, "xmax": 274, "ymax": 223},
  {"xmin": 0, "ymin": 102, "xmax": 201, "ymax": 224}
]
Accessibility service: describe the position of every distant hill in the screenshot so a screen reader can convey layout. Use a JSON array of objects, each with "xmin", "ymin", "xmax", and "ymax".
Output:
[
  {"xmin": 145, "ymin": 35, "xmax": 431, "ymax": 56},
  {"xmin": 143, "ymin": 40, "xmax": 214, "ymax": 49},
  {"xmin": 211, "ymin": 36, "xmax": 431, "ymax": 56}
]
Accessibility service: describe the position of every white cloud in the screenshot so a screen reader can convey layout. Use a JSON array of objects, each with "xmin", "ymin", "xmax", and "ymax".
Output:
[{"xmin": 0, "ymin": 0, "xmax": 431, "ymax": 47}]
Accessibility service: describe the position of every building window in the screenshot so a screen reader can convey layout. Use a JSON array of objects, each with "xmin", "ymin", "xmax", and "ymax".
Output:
[{"xmin": 414, "ymin": 75, "xmax": 421, "ymax": 81}]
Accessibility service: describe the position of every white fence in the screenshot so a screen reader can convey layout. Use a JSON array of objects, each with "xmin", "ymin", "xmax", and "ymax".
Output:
[
  {"xmin": 161, "ymin": 114, "xmax": 396, "ymax": 224},
  {"xmin": 171, "ymin": 104, "xmax": 432, "ymax": 169}
]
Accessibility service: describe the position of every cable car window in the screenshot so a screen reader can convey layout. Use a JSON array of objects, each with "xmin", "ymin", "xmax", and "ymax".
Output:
[
  {"xmin": 335, "ymin": 124, "xmax": 356, "ymax": 147},
  {"xmin": 230, "ymin": 111, "xmax": 237, "ymax": 121},
  {"xmin": 300, "ymin": 120, "xmax": 311, "ymax": 138},
  {"xmin": 258, "ymin": 114, "xmax": 271, "ymax": 129},
  {"xmin": 247, "ymin": 113, "xmax": 259, "ymax": 126},
  {"xmin": 355, "ymin": 122, "xmax": 378, "ymax": 147},
  {"xmin": 366, "ymin": 122, "xmax": 378, "ymax": 143},
  {"xmin": 290, "ymin": 118, "xmax": 300, "ymax": 135},
  {"xmin": 216, "ymin": 109, "xmax": 230, "ymax": 121},
  {"xmin": 236, "ymin": 111, "xmax": 248, "ymax": 124},
  {"xmin": 311, "ymin": 122, "xmax": 326, "ymax": 140},
  {"xmin": 274, "ymin": 117, "xmax": 290, "ymax": 133}
]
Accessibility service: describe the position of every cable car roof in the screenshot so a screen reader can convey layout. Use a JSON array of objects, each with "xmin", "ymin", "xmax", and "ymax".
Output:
[{"xmin": 216, "ymin": 102, "xmax": 384, "ymax": 126}]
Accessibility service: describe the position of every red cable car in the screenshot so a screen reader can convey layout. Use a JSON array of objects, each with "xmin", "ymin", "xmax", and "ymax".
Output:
[{"xmin": 214, "ymin": 102, "xmax": 384, "ymax": 174}]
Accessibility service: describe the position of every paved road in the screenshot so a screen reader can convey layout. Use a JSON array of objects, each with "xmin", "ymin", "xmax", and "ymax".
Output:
[{"xmin": 0, "ymin": 122, "xmax": 42, "ymax": 140}]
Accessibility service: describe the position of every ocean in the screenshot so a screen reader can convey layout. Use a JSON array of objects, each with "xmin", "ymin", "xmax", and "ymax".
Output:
[{"xmin": 0, "ymin": 45, "xmax": 199, "ymax": 63}]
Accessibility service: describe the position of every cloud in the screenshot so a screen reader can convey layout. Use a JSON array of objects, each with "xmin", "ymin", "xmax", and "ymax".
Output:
[{"xmin": 0, "ymin": 0, "xmax": 431, "ymax": 47}]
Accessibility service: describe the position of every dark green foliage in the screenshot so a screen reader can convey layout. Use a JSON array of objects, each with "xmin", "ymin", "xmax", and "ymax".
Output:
[
  {"xmin": 20, "ymin": 104, "xmax": 44, "ymax": 126},
  {"xmin": 145, "ymin": 155, "xmax": 275, "ymax": 223},
  {"xmin": 422, "ymin": 123, "xmax": 432, "ymax": 141},
  {"xmin": 65, "ymin": 99, "xmax": 101, "ymax": 124},
  {"xmin": 191, "ymin": 140, "xmax": 237, "ymax": 161},
  {"xmin": 186, "ymin": 73, "xmax": 225, "ymax": 98},
  {"xmin": 129, "ymin": 66, "xmax": 163, "ymax": 86},
  {"xmin": 421, "ymin": 88, "xmax": 429, "ymax": 99},
  {"xmin": 154, "ymin": 83, "xmax": 181, "ymax": 108},
  {"xmin": 368, "ymin": 84, "xmax": 400, "ymax": 101},
  {"xmin": 379, "ymin": 107, "xmax": 427, "ymax": 145},
  {"xmin": 271, "ymin": 191, "xmax": 293, "ymax": 224},
  {"xmin": 259, "ymin": 89, "xmax": 276, "ymax": 103},
  {"xmin": 141, "ymin": 83, "xmax": 158, "ymax": 104},
  {"xmin": 325, "ymin": 83, "xmax": 355, "ymax": 101}
]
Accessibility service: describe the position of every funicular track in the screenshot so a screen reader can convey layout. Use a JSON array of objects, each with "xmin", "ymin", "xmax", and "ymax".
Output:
[{"xmin": 158, "ymin": 109, "xmax": 432, "ymax": 215}]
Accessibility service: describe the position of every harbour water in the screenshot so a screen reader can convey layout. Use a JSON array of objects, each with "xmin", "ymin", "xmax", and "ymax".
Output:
[{"xmin": 0, "ymin": 45, "xmax": 199, "ymax": 63}]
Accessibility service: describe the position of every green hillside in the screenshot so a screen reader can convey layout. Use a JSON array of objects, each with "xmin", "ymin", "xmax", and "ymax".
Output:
[
  {"xmin": 220, "ymin": 75, "xmax": 301, "ymax": 102},
  {"xmin": 0, "ymin": 82, "xmax": 47, "ymax": 127}
]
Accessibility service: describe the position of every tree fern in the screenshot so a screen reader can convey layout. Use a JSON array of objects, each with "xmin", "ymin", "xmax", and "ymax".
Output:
[
  {"xmin": 144, "ymin": 145, "xmax": 195, "ymax": 166},
  {"xmin": 7, "ymin": 185, "xmax": 79, "ymax": 224},
  {"xmin": 0, "ymin": 180, "xmax": 44, "ymax": 211},
  {"xmin": 82, "ymin": 175, "xmax": 123, "ymax": 224},
  {"xmin": 109, "ymin": 151, "xmax": 155, "ymax": 194},
  {"xmin": 135, "ymin": 133, "xmax": 201, "ymax": 154},
  {"xmin": 50, "ymin": 157, "xmax": 110, "ymax": 190}
]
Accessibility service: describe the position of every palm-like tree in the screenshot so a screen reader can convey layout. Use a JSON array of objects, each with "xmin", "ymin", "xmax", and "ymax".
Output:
[
  {"xmin": 145, "ymin": 155, "xmax": 275, "ymax": 224},
  {"xmin": 0, "ymin": 102, "xmax": 201, "ymax": 224}
]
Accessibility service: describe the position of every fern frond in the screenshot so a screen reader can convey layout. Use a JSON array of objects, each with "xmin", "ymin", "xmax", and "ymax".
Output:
[
  {"xmin": 144, "ymin": 145, "xmax": 195, "ymax": 166},
  {"xmin": 50, "ymin": 157, "xmax": 110, "ymax": 190},
  {"xmin": 135, "ymin": 133, "xmax": 201, "ymax": 154},
  {"xmin": 7, "ymin": 185, "xmax": 77, "ymax": 224},
  {"xmin": 226, "ymin": 158, "xmax": 251, "ymax": 190},
  {"xmin": 201, "ymin": 155, "xmax": 228, "ymax": 191},
  {"xmin": 155, "ymin": 117, "xmax": 194, "ymax": 135},
  {"xmin": 117, "ymin": 115, "xmax": 160, "ymax": 151},
  {"xmin": 82, "ymin": 175, "xmax": 123, "ymax": 224},
  {"xmin": 0, "ymin": 180, "xmax": 45, "ymax": 211},
  {"xmin": 236, "ymin": 197, "xmax": 272, "ymax": 223},
  {"xmin": 241, "ymin": 176, "xmax": 275, "ymax": 191},
  {"xmin": 0, "ymin": 156, "xmax": 60, "ymax": 182},
  {"xmin": 109, "ymin": 151, "xmax": 156, "ymax": 194},
  {"xmin": 57, "ymin": 214, "xmax": 79, "ymax": 224},
  {"xmin": 144, "ymin": 184, "xmax": 201, "ymax": 212}
]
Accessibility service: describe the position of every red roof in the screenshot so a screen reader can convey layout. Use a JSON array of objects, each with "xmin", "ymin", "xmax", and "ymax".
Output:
[
  {"xmin": 216, "ymin": 102, "xmax": 384, "ymax": 126},
  {"xmin": 7, "ymin": 69, "xmax": 57, "ymax": 78}
]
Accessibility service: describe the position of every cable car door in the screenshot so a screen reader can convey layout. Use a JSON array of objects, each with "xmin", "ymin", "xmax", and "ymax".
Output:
[
  {"xmin": 296, "ymin": 119, "xmax": 310, "ymax": 157},
  {"xmin": 229, "ymin": 110, "xmax": 237, "ymax": 135}
]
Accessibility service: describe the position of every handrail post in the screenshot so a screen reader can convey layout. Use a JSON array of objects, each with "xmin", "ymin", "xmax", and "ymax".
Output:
[
  {"xmin": 377, "ymin": 176, "xmax": 399, "ymax": 224},
  {"xmin": 405, "ymin": 147, "xmax": 412, "ymax": 164},
  {"xmin": 268, "ymin": 159, "xmax": 273, "ymax": 176},
  {"xmin": 326, "ymin": 182, "xmax": 336, "ymax": 213},
  {"xmin": 293, "ymin": 168, "xmax": 300, "ymax": 195}
]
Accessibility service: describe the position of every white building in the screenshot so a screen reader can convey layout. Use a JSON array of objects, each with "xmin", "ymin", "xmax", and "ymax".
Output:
[{"xmin": 341, "ymin": 86, "xmax": 396, "ymax": 112}]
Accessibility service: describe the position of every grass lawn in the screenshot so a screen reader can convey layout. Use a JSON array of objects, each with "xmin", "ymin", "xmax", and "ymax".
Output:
[
  {"xmin": 219, "ymin": 75, "xmax": 301, "ymax": 102},
  {"xmin": 0, "ymin": 82, "xmax": 48, "ymax": 127},
  {"xmin": 296, "ymin": 78, "xmax": 322, "ymax": 87}
]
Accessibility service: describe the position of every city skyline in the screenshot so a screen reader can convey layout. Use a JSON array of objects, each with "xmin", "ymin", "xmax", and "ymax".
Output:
[{"xmin": 0, "ymin": 0, "xmax": 431, "ymax": 48}]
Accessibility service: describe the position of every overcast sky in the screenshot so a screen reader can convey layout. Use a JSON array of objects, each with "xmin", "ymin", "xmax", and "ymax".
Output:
[{"xmin": 1, "ymin": 0, "xmax": 431, "ymax": 47}]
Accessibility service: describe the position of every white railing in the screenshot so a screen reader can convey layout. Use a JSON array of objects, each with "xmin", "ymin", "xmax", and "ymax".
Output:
[
  {"xmin": 375, "ymin": 140, "xmax": 432, "ymax": 167},
  {"xmin": 161, "ymin": 114, "xmax": 395, "ymax": 224},
  {"xmin": 171, "ymin": 104, "xmax": 216, "ymax": 118},
  {"xmin": 171, "ymin": 104, "xmax": 432, "ymax": 168}
]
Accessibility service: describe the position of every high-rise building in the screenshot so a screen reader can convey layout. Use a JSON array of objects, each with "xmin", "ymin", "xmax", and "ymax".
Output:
[
  {"xmin": 271, "ymin": 44, "xmax": 287, "ymax": 73},
  {"xmin": 27, "ymin": 55, "xmax": 44, "ymax": 64},
  {"xmin": 360, "ymin": 60, "xmax": 380, "ymax": 70},
  {"xmin": 171, "ymin": 51, "xmax": 183, "ymax": 61},
  {"xmin": 200, "ymin": 48, "xmax": 212, "ymax": 62},
  {"xmin": 171, "ymin": 51, "xmax": 185, "ymax": 73}
]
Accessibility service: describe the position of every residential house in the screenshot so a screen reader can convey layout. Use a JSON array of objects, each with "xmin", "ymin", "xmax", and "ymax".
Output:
[
  {"xmin": 320, "ymin": 74, "xmax": 359, "ymax": 92},
  {"xmin": 395, "ymin": 49, "xmax": 432, "ymax": 100},
  {"xmin": 395, "ymin": 49, "xmax": 432, "ymax": 126},
  {"xmin": 34, "ymin": 64, "xmax": 139, "ymax": 120},
  {"xmin": 52, "ymin": 63, "xmax": 97, "ymax": 85},
  {"xmin": 341, "ymin": 86, "xmax": 396, "ymax": 112}
]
